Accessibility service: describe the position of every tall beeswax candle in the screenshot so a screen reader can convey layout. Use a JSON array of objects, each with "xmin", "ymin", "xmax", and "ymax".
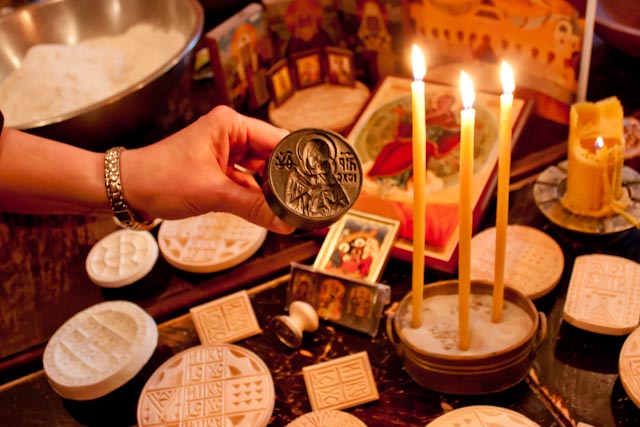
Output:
[
  {"xmin": 562, "ymin": 97, "xmax": 625, "ymax": 217},
  {"xmin": 458, "ymin": 71, "xmax": 475, "ymax": 351},
  {"xmin": 411, "ymin": 45, "xmax": 427, "ymax": 329}
]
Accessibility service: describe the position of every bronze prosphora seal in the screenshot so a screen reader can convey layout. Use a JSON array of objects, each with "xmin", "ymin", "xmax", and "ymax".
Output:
[{"xmin": 263, "ymin": 128, "xmax": 363, "ymax": 230}]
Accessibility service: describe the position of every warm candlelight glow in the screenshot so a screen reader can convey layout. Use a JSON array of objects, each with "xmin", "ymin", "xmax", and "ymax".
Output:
[
  {"xmin": 563, "ymin": 98, "xmax": 626, "ymax": 217},
  {"xmin": 500, "ymin": 61, "xmax": 515, "ymax": 94},
  {"xmin": 460, "ymin": 71, "xmax": 475, "ymax": 109},
  {"xmin": 411, "ymin": 44, "xmax": 427, "ymax": 328},
  {"xmin": 493, "ymin": 60, "xmax": 515, "ymax": 323},
  {"xmin": 458, "ymin": 70, "xmax": 475, "ymax": 350},
  {"xmin": 412, "ymin": 44, "xmax": 426, "ymax": 81}
]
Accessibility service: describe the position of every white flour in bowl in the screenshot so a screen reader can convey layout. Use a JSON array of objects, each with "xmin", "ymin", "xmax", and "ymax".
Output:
[{"xmin": 0, "ymin": 23, "xmax": 185, "ymax": 127}]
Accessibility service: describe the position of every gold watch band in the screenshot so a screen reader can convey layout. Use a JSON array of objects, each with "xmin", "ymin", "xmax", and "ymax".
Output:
[{"xmin": 104, "ymin": 147, "xmax": 159, "ymax": 231}]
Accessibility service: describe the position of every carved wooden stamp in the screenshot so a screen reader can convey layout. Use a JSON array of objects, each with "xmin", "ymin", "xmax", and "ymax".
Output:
[
  {"xmin": 85, "ymin": 229, "xmax": 159, "ymax": 288},
  {"xmin": 285, "ymin": 409, "xmax": 367, "ymax": 427},
  {"xmin": 302, "ymin": 351, "xmax": 379, "ymax": 411},
  {"xmin": 470, "ymin": 225, "xmax": 564, "ymax": 299},
  {"xmin": 190, "ymin": 290, "xmax": 262, "ymax": 345},
  {"xmin": 157, "ymin": 212, "xmax": 267, "ymax": 273},
  {"xmin": 272, "ymin": 300, "xmax": 319, "ymax": 348},
  {"xmin": 137, "ymin": 344, "xmax": 275, "ymax": 427},
  {"xmin": 43, "ymin": 300, "xmax": 158, "ymax": 400},
  {"xmin": 425, "ymin": 405, "xmax": 540, "ymax": 426},
  {"xmin": 620, "ymin": 323, "xmax": 640, "ymax": 409},
  {"xmin": 564, "ymin": 254, "xmax": 640, "ymax": 335}
]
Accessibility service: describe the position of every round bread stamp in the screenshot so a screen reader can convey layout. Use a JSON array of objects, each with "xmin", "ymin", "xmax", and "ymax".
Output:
[
  {"xmin": 470, "ymin": 225, "xmax": 564, "ymax": 299},
  {"xmin": 137, "ymin": 344, "xmax": 275, "ymax": 427},
  {"xmin": 272, "ymin": 301, "xmax": 319, "ymax": 348},
  {"xmin": 157, "ymin": 212, "xmax": 268, "ymax": 273},
  {"xmin": 85, "ymin": 229, "xmax": 159, "ymax": 288},
  {"xmin": 268, "ymin": 82, "xmax": 371, "ymax": 133},
  {"xmin": 43, "ymin": 300, "xmax": 158, "ymax": 400},
  {"xmin": 620, "ymin": 326, "xmax": 640, "ymax": 409},
  {"xmin": 563, "ymin": 254, "xmax": 640, "ymax": 335},
  {"xmin": 263, "ymin": 128, "xmax": 363, "ymax": 230},
  {"xmin": 425, "ymin": 405, "xmax": 540, "ymax": 427},
  {"xmin": 285, "ymin": 409, "xmax": 368, "ymax": 427}
]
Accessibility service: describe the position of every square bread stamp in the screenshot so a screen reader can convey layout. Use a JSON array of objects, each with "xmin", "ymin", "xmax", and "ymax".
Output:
[
  {"xmin": 190, "ymin": 290, "xmax": 262, "ymax": 344},
  {"xmin": 302, "ymin": 351, "xmax": 379, "ymax": 411},
  {"xmin": 564, "ymin": 254, "xmax": 640, "ymax": 335}
]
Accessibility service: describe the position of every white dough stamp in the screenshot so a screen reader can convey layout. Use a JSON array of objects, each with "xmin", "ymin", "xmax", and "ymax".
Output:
[
  {"xmin": 158, "ymin": 212, "xmax": 268, "ymax": 273},
  {"xmin": 302, "ymin": 351, "xmax": 378, "ymax": 412},
  {"xmin": 85, "ymin": 229, "xmax": 159, "ymax": 288},
  {"xmin": 619, "ymin": 326, "xmax": 640, "ymax": 409},
  {"xmin": 43, "ymin": 300, "xmax": 158, "ymax": 400},
  {"xmin": 190, "ymin": 290, "xmax": 262, "ymax": 345},
  {"xmin": 564, "ymin": 254, "xmax": 640, "ymax": 335},
  {"xmin": 285, "ymin": 409, "xmax": 368, "ymax": 427},
  {"xmin": 425, "ymin": 405, "xmax": 541, "ymax": 426},
  {"xmin": 137, "ymin": 344, "xmax": 275, "ymax": 427},
  {"xmin": 470, "ymin": 225, "xmax": 564, "ymax": 299}
]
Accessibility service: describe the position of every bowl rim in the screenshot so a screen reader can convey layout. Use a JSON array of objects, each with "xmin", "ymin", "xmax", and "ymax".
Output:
[
  {"xmin": 1, "ymin": 0, "xmax": 204, "ymax": 130},
  {"xmin": 393, "ymin": 279, "xmax": 539, "ymax": 361},
  {"xmin": 595, "ymin": 2, "xmax": 640, "ymax": 38}
]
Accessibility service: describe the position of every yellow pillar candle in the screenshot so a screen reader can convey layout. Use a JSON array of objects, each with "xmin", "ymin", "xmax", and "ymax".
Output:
[
  {"xmin": 562, "ymin": 97, "xmax": 625, "ymax": 217},
  {"xmin": 411, "ymin": 45, "xmax": 427, "ymax": 328},
  {"xmin": 458, "ymin": 70, "xmax": 475, "ymax": 351},
  {"xmin": 492, "ymin": 61, "xmax": 515, "ymax": 323}
]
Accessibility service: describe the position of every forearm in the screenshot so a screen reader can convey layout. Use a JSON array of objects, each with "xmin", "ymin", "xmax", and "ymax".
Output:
[{"xmin": 0, "ymin": 128, "xmax": 108, "ymax": 215}]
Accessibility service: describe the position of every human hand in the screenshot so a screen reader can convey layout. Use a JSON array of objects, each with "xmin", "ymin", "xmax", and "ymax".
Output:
[{"xmin": 120, "ymin": 105, "xmax": 295, "ymax": 234}]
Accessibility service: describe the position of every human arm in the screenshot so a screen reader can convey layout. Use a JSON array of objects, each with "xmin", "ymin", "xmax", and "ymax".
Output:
[{"xmin": 0, "ymin": 106, "xmax": 295, "ymax": 234}]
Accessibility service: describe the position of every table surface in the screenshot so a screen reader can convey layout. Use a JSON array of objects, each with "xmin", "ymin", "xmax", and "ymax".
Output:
[{"xmin": 1, "ymin": 17, "xmax": 640, "ymax": 427}]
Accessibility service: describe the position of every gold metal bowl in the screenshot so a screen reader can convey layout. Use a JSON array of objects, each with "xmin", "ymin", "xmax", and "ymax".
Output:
[
  {"xmin": 387, "ymin": 280, "xmax": 547, "ymax": 395},
  {"xmin": 596, "ymin": 0, "xmax": 640, "ymax": 57},
  {"xmin": 0, "ymin": 0, "xmax": 203, "ymax": 150}
]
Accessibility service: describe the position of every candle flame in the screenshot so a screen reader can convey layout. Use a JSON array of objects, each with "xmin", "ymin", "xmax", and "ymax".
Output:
[
  {"xmin": 595, "ymin": 136, "xmax": 604, "ymax": 151},
  {"xmin": 412, "ymin": 45, "xmax": 426, "ymax": 81},
  {"xmin": 500, "ymin": 61, "xmax": 515, "ymax": 94},
  {"xmin": 460, "ymin": 71, "xmax": 475, "ymax": 109}
]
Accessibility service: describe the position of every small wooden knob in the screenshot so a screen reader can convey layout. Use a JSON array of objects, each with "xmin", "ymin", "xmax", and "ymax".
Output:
[{"xmin": 272, "ymin": 301, "xmax": 319, "ymax": 348}]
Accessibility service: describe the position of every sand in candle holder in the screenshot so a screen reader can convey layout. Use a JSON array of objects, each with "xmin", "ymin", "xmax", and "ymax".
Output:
[
  {"xmin": 387, "ymin": 280, "xmax": 545, "ymax": 395},
  {"xmin": 401, "ymin": 294, "xmax": 533, "ymax": 357}
]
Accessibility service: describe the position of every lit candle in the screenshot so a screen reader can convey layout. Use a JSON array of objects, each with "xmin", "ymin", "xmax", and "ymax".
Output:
[
  {"xmin": 595, "ymin": 136, "xmax": 604, "ymax": 151},
  {"xmin": 458, "ymin": 70, "xmax": 475, "ymax": 351},
  {"xmin": 563, "ymin": 97, "xmax": 625, "ymax": 217},
  {"xmin": 411, "ymin": 44, "xmax": 427, "ymax": 328},
  {"xmin": 492, "ymin": 61, "xmax": 515, "ymax": 323},
  {"xmin": 577, "ymin": 0, "xmax": 598, "ymax": 102}
]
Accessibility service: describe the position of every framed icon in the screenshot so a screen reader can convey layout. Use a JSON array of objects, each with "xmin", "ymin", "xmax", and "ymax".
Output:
[
  {"xmin": 325, "ymin": 47, "xmax": 355, "ymax": 87},
  {"xmin": 313, "ymin": 210, "xmax": 400, "ymax": 283},
  {"xmin": 205, "ymin": 3, "xmax": 273, "ymax": 112},
  {"xmin": 267, "ymin": 59, "xmax": 295, "ymax": 106},
  {"xmin": 291, "ymin": 48, "xmax": 324, "ymax": 89},
  {"xmin": 287, "ymin": 262, "xmax": 391, "ymax": 336}
]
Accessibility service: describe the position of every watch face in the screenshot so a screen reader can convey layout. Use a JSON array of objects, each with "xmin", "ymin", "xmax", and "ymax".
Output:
[
  {"xmin": 272, "ymin": 315, "xmax": 303, "ymax": 348},
  {"xmin": 263, "ymin": 128, "xmax": 363, "ymax": 230}
]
